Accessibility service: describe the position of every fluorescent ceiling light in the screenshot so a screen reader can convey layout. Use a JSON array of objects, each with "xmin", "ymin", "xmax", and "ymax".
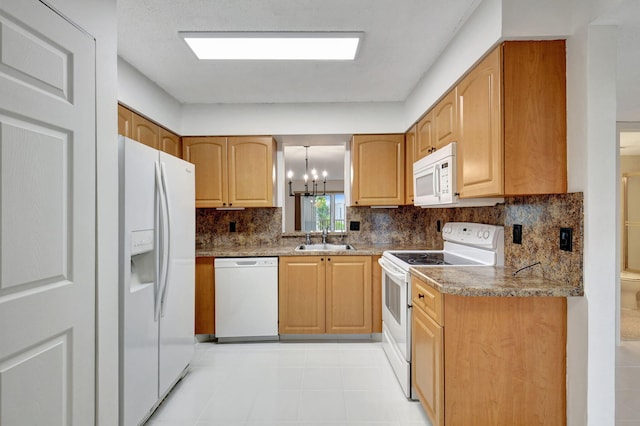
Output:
[{"xmin": 180, "ymin": 32, "xmax": 362, "ymax": 60}]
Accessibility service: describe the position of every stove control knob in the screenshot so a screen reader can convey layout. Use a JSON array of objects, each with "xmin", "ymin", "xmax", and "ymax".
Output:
[
  {"xmin": 483, "ymin": 231, "xmax": 490, "ymax": 239},
  {"xmin": 477, "ymin": 230, "xmax": 483, "ymax": 238}
]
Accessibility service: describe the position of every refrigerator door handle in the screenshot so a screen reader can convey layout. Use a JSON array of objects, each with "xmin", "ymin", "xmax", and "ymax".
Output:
[
  {"xmin": 159, "ymin": 162, "xmax": 172, "ymax": 317},
  {"xmin": 154, "ymin": 161, "xmax": 169, "ymax": 321}
]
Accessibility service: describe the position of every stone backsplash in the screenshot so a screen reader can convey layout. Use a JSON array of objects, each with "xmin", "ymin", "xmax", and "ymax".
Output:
[
  {"xmin": 196, "ymin": 207, "xmax": 282, "ymax": 248},
  {"xmin": 196, "ymin": 193, "xmax": 583, "ymax": 288},
  {"xmin": 503, "ymin": 192, "xmax": 583, "ymax": 288}
]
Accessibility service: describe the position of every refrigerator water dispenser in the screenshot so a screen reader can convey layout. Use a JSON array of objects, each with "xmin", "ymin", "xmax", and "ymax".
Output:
[{"xmin": 130, "ymin": 229, "xmax": 154, "ymax": 292}]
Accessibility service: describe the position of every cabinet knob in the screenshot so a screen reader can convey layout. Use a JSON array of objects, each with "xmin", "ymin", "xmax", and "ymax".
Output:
[
  {"xmin": 355, "ymin": 201, "xmax": 358, "ymax": 205},
  {"xmin": 223, "ymin": 202, "xmax": 226, "ymax": 206},
  {"xmin": 454, "ymin": 192, "xmax": 460, "ymax": 196},
  {"xmin": 418, "ymin": 294, "xmax": 424, "ymax": 299},
  {"xmin": 327, "ymin": 258, "xmax": 331, "ymax": 261}
]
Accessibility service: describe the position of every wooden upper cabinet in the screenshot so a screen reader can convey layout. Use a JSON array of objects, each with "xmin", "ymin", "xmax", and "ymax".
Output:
[
  {"xmin": 503, "ymin": 40, "xmax": 567, "ymax": 195},
  {"xmin": 457, "ymin": 40, "xmax": 567, "ymax": 198},
  {"xmin": 118, "ymin": 104, "xmax": 133, "ymax": 138},
  {"xmin": 182, "ymin": 137, "xmax": 228, "ymax": 208},
  {"xmin": 131, "ymin": 113, "xmax": 160, "ymax": 150},
  {"xmin": 118, "ymin": 104, "xmax": 182, "ymax": 157},
  {"xmin": 160, "ymin": 128, "xmax": 182, "ymax": 158},
  {"xmin": 405, "ymin": 124, "xmax": 417, "ymax": 205},
  {"xmin": 227, "ymin": 136, "xmax": 275, "ymax": 208},
  {"xmin": 182, "ymin": 136, "xmax": 275, "ymax": 208},
  {"xmin": 415, "ymin": 89, "xmax": 457, "ymax": 162},
  {"xmin": 433, "ymin": 88, "xmax": 458, "ymax": 150},
  {"xmin": 415, "ymin": 110, "xmax": 435, "ymax": 161},
  {"xmin": 457, "ymin": 47, "xmax": 503, "ymax": 198},
  {"xmin": 351, "ymin": 134, "xmax": 405, "ymax": 206}
]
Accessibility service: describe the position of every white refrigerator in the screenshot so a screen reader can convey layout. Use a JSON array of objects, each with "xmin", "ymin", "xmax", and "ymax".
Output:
[{"xmin": 118, "ymin": 136, "xmax": 195, "ymax": 426}]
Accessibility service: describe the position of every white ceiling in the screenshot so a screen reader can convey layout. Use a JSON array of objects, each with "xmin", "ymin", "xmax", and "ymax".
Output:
[
  {"xmin": 118, "ymin": 0, "xmax": 640, "ymax": 159},
  {"xmin": 117, "ymin": 0, "xmax": 481, "ymax": 104}
]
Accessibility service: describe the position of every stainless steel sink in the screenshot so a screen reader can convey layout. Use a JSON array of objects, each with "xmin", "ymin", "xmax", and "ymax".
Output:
[{"xmin": 294, "ymin": 243, "xmax": 356, "ymax": 252}]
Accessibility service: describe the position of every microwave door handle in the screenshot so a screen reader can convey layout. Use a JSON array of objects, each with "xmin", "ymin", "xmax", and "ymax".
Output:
[{"xmin": 434, "ymin": 163, "xmax": 441, "ymax": 197}]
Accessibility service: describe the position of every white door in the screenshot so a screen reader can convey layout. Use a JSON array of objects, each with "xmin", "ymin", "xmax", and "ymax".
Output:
[{"xmin": 0, "ymin": 1, "xmax": 96, "ymax": 425}]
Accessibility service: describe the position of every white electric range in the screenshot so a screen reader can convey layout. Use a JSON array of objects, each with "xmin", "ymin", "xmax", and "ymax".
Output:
[{"xmin": 378, "ymin": 222, "xmax": 504, "ymax": 399}]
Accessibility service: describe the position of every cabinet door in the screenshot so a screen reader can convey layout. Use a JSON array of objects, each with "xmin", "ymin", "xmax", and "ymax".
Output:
[
  {"xmin": 118, "ymin": 104, "xmax": 133, "ymax": 138},
  {"xmin": 433, "ymin": 89, "xmax": 458, "ymax": 150},
  {"xmin": 415, "ymin": 111, "xmax": 434, "ymax": 160},
  {"xmin": 412, "ymin": 305, "xmax": 444, "ymax": 426},
  {"xmin": 372, "ymin": 255, "xmax": 382, "ymax": 333},
  {"xmin": 194, "ymin": 257, "xmax": 214, "ymax": 335},
  {"xmin": 279, "ymin": 256, "xmax": 326, "ymax": 334},
  {"xmin": 351, "ymin": 134, "xmax": 405, "ymax": 206},
  {"xmin": 325, "ymin": 256, "xmax": 372, "ymax": 334},
  {"xmin": 227, "ymin": 136, "xmax": 275, "ymax": 207},
  {"xmin": 160, "ymin": 128, "xmax": 181, "ymax": 158},
  {"xmin": 182, "ymin": 137, "xmax": 228, "ymax": 208},
  {"xmin": 131, "ymin": 113, "xmax": 160, "ymax": 150},
  {"xmin": 503, "ymin": 40, "xmax": 567, "ymax": 195},
  {"xmin": 457, "ymin": 47, "xmax": 503, "ymax": 198},
  {"xmin": 404, "ymin": 125, "xmax": 416, "ymax": 205}
]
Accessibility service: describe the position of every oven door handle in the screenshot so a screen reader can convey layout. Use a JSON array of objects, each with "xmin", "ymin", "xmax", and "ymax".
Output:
[{"xmin": 378, "ymin": 258, "xmax": 407, "ymax": 280}]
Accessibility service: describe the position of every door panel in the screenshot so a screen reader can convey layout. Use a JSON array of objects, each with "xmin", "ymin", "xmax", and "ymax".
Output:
[
  {"xmin": 158, "ymin": 152, "xmax": 195, "ymax": 395},
  {"xmin": 0, "ymin": 1, "xmax": 96, "ymax": 424}
]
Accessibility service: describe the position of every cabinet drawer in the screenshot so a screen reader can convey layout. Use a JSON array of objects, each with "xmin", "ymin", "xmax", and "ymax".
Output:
[{"xmin": 412, "ymin": 276, "xmax": 443, "ymax": 325}]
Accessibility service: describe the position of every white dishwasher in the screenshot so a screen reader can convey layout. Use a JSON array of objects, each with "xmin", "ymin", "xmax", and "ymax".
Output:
[{"xmin": 214, "ymin": 257, "xmax": 279, "ymax": 341}]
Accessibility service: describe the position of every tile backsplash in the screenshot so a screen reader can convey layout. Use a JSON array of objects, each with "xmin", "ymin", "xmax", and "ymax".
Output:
[{"xmin": 196, "ymin": 192, "xmax": 583, "ymax": 288}]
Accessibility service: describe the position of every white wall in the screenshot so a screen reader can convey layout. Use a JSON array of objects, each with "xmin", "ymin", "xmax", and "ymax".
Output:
[
  {"xmin": 584, "ymin": 24, "xmax": 618, "ymax": 425},
  {"xmin": 180, "ymin": 102, "xmax": 405, "ymax": 136},
  {"xmin": 46, "ymin": 0, "xmax": 119, "ymax": 424},
  {"xmin": 402, "ymin": 0, "xmax": 502, "ymax": 129},
  {"xmin": 118, "ymin": 57, "xmax": 183, "ymax": 133}
]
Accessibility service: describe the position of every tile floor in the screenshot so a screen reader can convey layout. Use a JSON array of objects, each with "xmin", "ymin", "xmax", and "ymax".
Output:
[
  {"xmin": 146, "ymin": 340, "xmax": 432, "ymax": 426},
  {"xmin": 617, "ymin": 340, "xmax": 640, "ymax": 425}
]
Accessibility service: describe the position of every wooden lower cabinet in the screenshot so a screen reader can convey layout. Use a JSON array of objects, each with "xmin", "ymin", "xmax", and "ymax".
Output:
[
  {"xmin": 195, "ymin": 257, "xmax": 215, "ymax": 335},
  {"xmin": 371, "ymin": 255, "xmax": 382, "ymax": 333},
  {"xmin": 278, "ymin": 256, "xmax": 326, "ymax": 334},
  {"xmin": 412, "ymin": 302, "xmax": 444, "ymax": 426},
  {"xmin": 411, "ymin": 275, "xmax": 567, "ymax": 425},
  {"xmin": 279, "ymin": 256, "xmax": 372, "ymax": 334}
]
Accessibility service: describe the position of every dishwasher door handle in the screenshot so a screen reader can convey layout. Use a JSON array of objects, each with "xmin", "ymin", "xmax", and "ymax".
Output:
[{"xmin": 235, "ymin": 260, "xmax": 258, "ymax": 266}]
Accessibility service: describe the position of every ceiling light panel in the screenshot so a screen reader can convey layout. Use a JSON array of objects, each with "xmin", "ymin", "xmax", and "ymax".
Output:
[{"xmin": 180, "ymin": 32, "xmax": 362, "ymax": 60}]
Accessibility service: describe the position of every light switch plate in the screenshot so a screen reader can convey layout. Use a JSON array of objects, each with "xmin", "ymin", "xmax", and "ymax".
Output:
[{"xmin": 560, "ymin": 227, "xmax": 572, "ymax": 251}]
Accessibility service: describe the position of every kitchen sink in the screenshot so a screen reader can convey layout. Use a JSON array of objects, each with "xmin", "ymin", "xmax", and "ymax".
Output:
[{"xmin": 295, "ymin": 243, "xmax": 356, "ymax": 252}]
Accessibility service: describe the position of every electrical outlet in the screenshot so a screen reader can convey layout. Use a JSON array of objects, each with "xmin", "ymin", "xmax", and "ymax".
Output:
[
  {"xmin": 229, "ymin": 221, "xmax": 236, "ymax": 232},
  {"xmin": 349, "ymin": 221, "xmax": 360, "ymax": 231},
  {"xmin": 513, "ymin": 224, "xmax": 523, "ymax": 244},
  {"xmin": 560, "ymin": 227, "xmax": 572, "ymax": 251}
]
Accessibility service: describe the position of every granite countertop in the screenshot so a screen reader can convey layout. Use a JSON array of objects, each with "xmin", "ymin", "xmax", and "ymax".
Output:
[
  {"xmin": 195, "ymin": 243, "xmax": 417, "ymax": 257},
  {"xmin": 410, "ymin": 266, "xmax": 583, "ymax": 297}
]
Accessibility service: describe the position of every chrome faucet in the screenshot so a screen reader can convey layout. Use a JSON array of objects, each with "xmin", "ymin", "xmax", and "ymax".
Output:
[
  {"xmin": 322, "ymin": 228, "xmax": 328, "ymax": 244},
  {"xmin": 305, "ymin": 232, "xmax": 312, "ymax": 245}
]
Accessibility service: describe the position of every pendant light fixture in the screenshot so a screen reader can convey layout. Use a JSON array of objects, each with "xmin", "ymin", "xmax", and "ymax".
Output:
[{"xmin": 287, "ymin": 146, "xmax": 327, "ymax": 197}]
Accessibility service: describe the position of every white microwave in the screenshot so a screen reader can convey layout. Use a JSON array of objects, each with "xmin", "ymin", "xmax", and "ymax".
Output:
[{"xmin": 413, "ymin": 142, "xmax": 503, "ymax": 208}]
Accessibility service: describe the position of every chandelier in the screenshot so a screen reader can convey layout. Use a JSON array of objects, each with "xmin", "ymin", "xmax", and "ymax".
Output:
[{"xmin": 287, "ymin": 146, "xmax": 327, "ymax": 197}]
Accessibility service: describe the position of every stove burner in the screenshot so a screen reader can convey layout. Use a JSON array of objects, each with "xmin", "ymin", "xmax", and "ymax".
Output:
[{"xmin": 392, "ymin": 252, "xmax": 447, "ymax": 266}]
